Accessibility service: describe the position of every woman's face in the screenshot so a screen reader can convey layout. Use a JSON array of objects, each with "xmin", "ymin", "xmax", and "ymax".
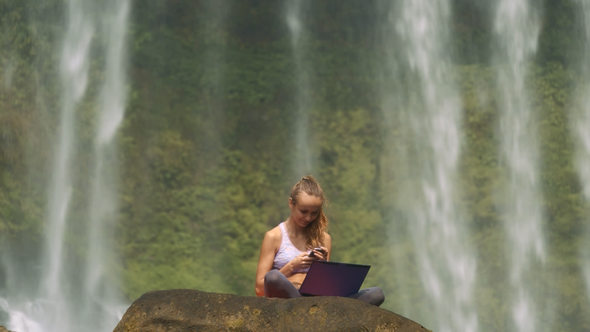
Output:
[{"xmin": 289, "ymin": 192, "xmax": 323, "ymax": 228}]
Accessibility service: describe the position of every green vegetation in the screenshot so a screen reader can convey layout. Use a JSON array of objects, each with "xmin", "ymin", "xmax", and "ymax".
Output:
[{"xmin": 1, "ymin": 0, "xmax": 590, "ymax": 331}]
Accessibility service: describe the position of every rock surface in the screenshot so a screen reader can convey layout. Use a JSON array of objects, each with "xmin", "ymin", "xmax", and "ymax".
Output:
[{"xmin": 114, "ymin": 289, "xmax": 430, "ymax": 332}]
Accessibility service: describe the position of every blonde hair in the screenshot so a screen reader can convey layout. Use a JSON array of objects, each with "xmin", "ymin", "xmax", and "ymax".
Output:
[{"xmin": 289, "ymin": 175, "xmax": 328, "ymax": 248}]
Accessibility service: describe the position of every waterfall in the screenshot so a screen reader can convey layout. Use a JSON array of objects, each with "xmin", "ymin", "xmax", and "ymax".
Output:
[
  {"xmin": 381, "ymin": 1, "xmax": 478, "ymax": 331},
  {"xmin": 492, "ymin": 1, "xmax": 545, "ymax": 331},
  {"xmin": 40, "ymin": 1, "xmax": 95, "ymax": 329},
  {"xmin": 574, "ymin": 0, "xmax": 590, "ymax": 303},
  {"xmin": 285, "ymin": 0, "xmax": 314, "ymax": 175},
  {"xmin": 1, "ymin": 1, "xmax": 130, "ymax": 331},
  {"xmin": 81, "ymin": 0, "xmax": 130, "ymax": 330},
  {"xmin": 200, "ymin": 0, "xmax": 229, "ymax": 160}
]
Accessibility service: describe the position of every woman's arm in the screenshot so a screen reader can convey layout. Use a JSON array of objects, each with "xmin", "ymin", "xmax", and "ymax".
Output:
[{"xmin": 255, "ymin": 228, "xmax": 280, "ymax": 296}]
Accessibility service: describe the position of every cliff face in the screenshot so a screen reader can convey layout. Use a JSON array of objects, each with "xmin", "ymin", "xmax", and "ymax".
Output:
[{"xmin": 114, "ymin": 289, "xmax": 430, "ymax": 332}]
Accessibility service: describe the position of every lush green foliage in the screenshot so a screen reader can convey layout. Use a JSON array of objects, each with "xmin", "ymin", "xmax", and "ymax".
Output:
[{"xmin": 1, "ymin": 1, "xmax": 590, "ymax": 331}]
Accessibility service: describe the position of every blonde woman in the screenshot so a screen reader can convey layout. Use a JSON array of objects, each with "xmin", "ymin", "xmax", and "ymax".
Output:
[{"xmin": 255, "ymin": 176, "xmax": 384, "ymax": 306}]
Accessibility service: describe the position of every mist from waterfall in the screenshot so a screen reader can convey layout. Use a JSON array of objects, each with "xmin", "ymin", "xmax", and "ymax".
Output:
[
  {"xmin": 285, "ymin": 0, "xmax": 314, "ymax": 175},
  {"xmin": 1, "ymin": 1, "xmax": 130, "ymax": 331},
  {"xmin": 493, "ymin": 1, "xmax": 546, "ymax": 331},
  {"xmin": 380, "ymin": 1, "xmax": 478, "ymax": 331},
  {"xmin": 574, "ymin": 0, "xmax": 590, "ymax": 304}
]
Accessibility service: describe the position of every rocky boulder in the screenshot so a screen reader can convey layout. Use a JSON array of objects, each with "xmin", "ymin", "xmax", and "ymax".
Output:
[{"xmin": 114, "ymin": 289, "xmax": 430, "ymax": 331}]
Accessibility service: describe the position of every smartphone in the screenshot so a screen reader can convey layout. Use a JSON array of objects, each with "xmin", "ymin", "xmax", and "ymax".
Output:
[{"xmin": 309, "ymin": 247, "xmax": 326, "ymax": 257}]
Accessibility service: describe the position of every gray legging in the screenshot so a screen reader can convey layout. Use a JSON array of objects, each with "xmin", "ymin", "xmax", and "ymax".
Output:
[{"xmin": 264, "ymin": 270, "xmax": 385, "ymax": 306}]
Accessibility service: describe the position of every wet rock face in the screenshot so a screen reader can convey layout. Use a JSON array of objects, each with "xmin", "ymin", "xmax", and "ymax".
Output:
[{"xmin": 114, "ymin": 289, "xmax": 430, "ymax": 332}]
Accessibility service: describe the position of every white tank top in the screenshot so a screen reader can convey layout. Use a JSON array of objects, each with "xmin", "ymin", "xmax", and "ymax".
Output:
[{"xmin": 272, "ymin": 222, "xmax": 309, "ymax": 273}]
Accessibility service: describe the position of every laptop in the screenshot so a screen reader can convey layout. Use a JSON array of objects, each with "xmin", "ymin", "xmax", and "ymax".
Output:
[{"xmin": 299, "ymin": 260, "xmax": 370, "ymax": 297}]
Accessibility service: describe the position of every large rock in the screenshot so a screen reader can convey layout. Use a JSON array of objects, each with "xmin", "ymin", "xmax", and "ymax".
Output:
[{"xmin": 114, "ymin": 289, "xmax": 430, "ymax": 331}]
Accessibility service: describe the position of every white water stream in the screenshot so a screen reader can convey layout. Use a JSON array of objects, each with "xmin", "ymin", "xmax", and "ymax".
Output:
[
  {"xmin": 40, "ymin": 1, "xmax": 95, "ymax": 329},
  {"xmin": 493, "ymin": 1, "xmax": 546, "ymax": 331},
  {"xmin": 285, "ymin": 0, "xmax": 314, "ymax": 175},
  {"xmin": 81, "ymin": 1, "xmax": 130, "ymax": 330},
  {"xmin": 2, "ymin": 1, "xmax": 130, "ymax": 331},
  {"xmin": 382, "ymin": 1, "xmax": 478, "ymax": 331},
  {"xmin": 200, "ymin": 1, "xmax": 229, "ymax": 159}
]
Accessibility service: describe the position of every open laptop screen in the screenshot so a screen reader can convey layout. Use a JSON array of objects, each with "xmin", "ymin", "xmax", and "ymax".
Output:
[{"xmin": 299, "ymin": 260, "xmax": 370, "ymax": 297}]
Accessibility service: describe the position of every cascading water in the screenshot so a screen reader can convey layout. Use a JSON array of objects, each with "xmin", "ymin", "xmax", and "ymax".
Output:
[
  {"xmin": 285, "ymin": 0, "xmax": 314, "ymax": 174},
  {"xmin": 492, "ymin": 1, "xmax": 545, "ymax": 331},
  {"xmin": 1, "ymin": 1, "xmax": 130, "ymax": 331},
  {"xmin": 39, "ymin": 1, "xmax": 95, "ymax": 330},
  {"xmin": 381, "ymin": 1, "xmax": 478, "ymax": 331},
  {"xmin": 81, "ymin": 0, "xmax": 130, "ymax": 330},
  {"xmin": 200, "ymin": 1, "xmax": 229, "ymax": 159},
  {"xmin": 573, "ymin": 0, "xmax": 590, "ymax": 304}
]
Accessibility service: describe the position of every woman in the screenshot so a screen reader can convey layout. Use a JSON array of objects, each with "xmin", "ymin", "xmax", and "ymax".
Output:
[{"xmin": 255, "ymin": 175, "xmax": 384, "ymax": 306}]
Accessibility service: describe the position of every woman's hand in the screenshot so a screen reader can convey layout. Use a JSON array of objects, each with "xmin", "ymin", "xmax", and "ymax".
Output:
[
  {"xmin": 294, "ymin": 252, "xmax": 316, "ymax": 269},
  {"xmin": 309, "ymin": 246, "xmax": 329, "ymax": 261},
  {"xmin": 280, "ymin": 252, "xmax": 314, "ymax": 276}
]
